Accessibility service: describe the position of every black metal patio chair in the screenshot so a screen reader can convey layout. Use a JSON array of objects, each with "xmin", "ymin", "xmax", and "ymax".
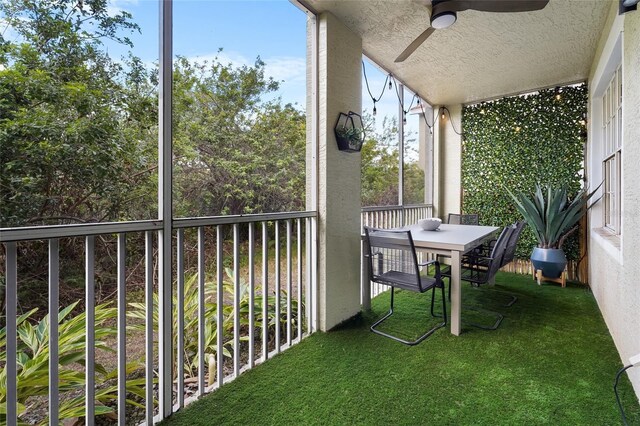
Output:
[
  {"xmin": 442, "ymin": 225, "xmax": 513, "ymax": 330},
  {"xmin": 447, "ymin": 213, "xmax": 479, "ymax": 225},
  {"xmin": 499, "ymin": 221, "xmax": 526, "ymax": 268},
  {"xmin": 460, "ymin": 220, "xmax": 526, "ymax": 307},
  {"xmin": 364, "ymin": 227, "xmax": 447, "ymax": 345}
]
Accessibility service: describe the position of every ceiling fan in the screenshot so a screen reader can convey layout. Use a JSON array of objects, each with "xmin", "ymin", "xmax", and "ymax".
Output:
[{"xmin": 394, "ymin": 0, "xmax": 550, "ymax": 63}]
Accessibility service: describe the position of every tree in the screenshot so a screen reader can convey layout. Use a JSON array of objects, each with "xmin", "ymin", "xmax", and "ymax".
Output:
[
  {"xmin": 172, "ymin": 54, "xmax": 306, "ymax": 217},
  {"xmin": 360, "ymin": 114, "xmax": 424, "ymax": 206},
  {"xmin": 0, "ymin": 0, "xmax": 155, "ymax": 227}
]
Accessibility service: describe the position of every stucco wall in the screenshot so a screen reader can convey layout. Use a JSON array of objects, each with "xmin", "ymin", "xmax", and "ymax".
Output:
[
  {"xmin": 620, "ymin": 6, "xmax": 640, "ymax": 397},
  {"xmin": 434, "ymin": 104, "xmax": 463, "ymax": 220},
  {"xmin": 310, "ymin": 12, "xmax": 362, "ymax": 331},
  {"xmin": 587, "ymin": 3, "xmax": 640, "ymax": 399}
]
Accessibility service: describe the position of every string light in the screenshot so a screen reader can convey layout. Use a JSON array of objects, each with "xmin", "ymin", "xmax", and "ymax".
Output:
[
  {"xmin": 439, "ymin": 106, "xmax": 462, "ymax": 136},
  {"xmin": 579, "ymin": 111, "xmax": 587, "ymax": 126},
  {"xmin": 555, "ymin": 86, "xmax": 562, "ymax": 101},
  {"xmin": 515, "ymin": 126, "xmax": 521, "ymax": 132},
  {"xmin": 362, "ymin": 61, "xmax": 390, "ymax": 120}
]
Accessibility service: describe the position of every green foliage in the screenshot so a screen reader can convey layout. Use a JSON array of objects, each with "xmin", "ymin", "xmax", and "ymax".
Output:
[
  {"xmin": 507, "ymin": 184, "xmax": 600, "ymax": 249},
  {"xmin": 128, "ymin": 267, "xmax": 300, "ymax": 383},
  {"xmin": 361, "ymin": 114, "xmax": 424, "ymax": 206},
  {"xmin": 171, "ymin": 54, "xmax": 306, "ymax": 217},
  {"xmin": 335, "ymin": 125, "xmax": 365, "ymax": 150},
  {"xmin": 0, "ymin": 0, "xmax": 155, "ymax": 226},
  {"xmin": 462, "ymin": 84, "xmax": 587, "ymax": 259},
  {"xmin": 0, "ymin": 301, "xmax": 146, "ymax": 425}
]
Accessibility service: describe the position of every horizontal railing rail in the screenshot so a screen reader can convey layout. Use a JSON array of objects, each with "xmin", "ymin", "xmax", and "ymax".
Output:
[
  {"xmin": 0, "ymin": 212, "xmax": 319, "ymax": 242},
  {"xmin": 361, "ymin": 204, "xmax": 432, "ymax": 213},
  {"xmin": 2, "ymin": 211, "xmax": 317, "ymax": 426},
  {"xmin": 0, "ymin": 220, "xmax": 163, "ymax": 242},
  {"xmin": 173, "ymin": 211, "xmax": 316, "ymax": 228}
]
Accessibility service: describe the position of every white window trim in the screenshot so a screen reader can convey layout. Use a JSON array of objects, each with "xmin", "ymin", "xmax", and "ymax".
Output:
[
  {"xmin": 588, "ymin": 16, "xmax": 623, "ymax": 253},
  {"xmin": 601, "ymin": 66, "xmax": 622, "ymax": 234}
]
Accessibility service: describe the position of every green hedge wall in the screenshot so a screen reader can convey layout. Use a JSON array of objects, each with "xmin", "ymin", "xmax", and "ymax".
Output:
[{"xmin": 461, "ymin": 84, "xmax": 587, "ymax": 260}]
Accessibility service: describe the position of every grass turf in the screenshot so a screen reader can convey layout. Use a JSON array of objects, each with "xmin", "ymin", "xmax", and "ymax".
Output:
[{"xmin": 162, "ymin": 272, "xmax": 640, "ymax": 425}]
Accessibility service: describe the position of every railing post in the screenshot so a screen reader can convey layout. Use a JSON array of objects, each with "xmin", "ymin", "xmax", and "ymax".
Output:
[
  {"xmin": 398, "ymin": 83, "xmax": 405, "ymax": 226},
  {"xmin": 49, "ymin": 238, "xmax": 60, "ymax": 425},
  {"xmin": 85, "ymin": 237, "xmax": 95, "ymax": 426},
  {"xmin": 117, "ymin": 234, "xmax": 127, "ymax": 425},
  {"xmin": 5, "ymin": 242, "xmax": 17, "ymax": 426},
  {"xmin": 158, "ymin": 0, "xmax": 173, "ymax": 418}
]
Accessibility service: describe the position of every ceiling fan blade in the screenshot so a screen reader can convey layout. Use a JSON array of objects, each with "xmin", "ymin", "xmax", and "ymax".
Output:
[
  {"xmin": 395, "ymin": 27, "xmax": 436, "ymax": 63},
  {"xmin": 434, "ymin": 0, "xmax": 549, "ymax": 13}
]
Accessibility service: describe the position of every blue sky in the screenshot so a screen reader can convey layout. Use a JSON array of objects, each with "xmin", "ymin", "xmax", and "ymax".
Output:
[{"xmin": 104, "ymin": 0, "xmax": 417, "ymax": 145}]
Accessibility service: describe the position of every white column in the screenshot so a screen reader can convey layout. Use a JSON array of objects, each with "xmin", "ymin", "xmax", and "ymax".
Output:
[
  {"xmin": 308, "ymin": 12, "xmax": 362, "ymax": 331},
  {"xmin": 433, "ymin": 104, "xmax": 463, "ymax": 219}
]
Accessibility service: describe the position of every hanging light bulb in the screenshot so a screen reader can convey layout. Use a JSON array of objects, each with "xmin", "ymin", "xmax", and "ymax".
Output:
[
  {"xmin": 403, "ymin": 112, "xmax": 407, "ymax": 124},
  {"xmin": 441, "ymin": 109, "xmax": 446, "ymax": 120},
  {"xmin": 388, "ymin": 77, "xmax": 393, "ymax": 90},
  {"xmin": 417, "ymin": 98, "xmax": 421, "ymax": 105},
  {"xmin": 373, "ymin": 101, "xmax": 377, "ymax": 116},
  {"xmin": 579, "ymin": 112, "xmax": 587, "ymax": 126}
]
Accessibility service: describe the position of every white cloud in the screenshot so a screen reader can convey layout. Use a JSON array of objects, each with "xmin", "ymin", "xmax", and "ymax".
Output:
[
  {"xmin": 107, "ymin": 0, "xmax": 139, "ymax": 17},
  {"xmin": 187, "ymin": 51, "xmax": 304, "ymax": 82},
  {"xmin": 263, "ymin": 56, "xmax": 305, "ymax": 83}
]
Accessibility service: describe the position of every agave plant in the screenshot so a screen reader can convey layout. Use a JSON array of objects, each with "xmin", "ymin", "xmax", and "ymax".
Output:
[{"xmin": 507, "ymin": 183, "xmax": 601, "ymax": 249}]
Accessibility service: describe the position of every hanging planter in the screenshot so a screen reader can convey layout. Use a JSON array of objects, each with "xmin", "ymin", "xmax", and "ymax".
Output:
[{"xmin": 334, "ymin": 111, "xmax": 365, "ymax": 152}]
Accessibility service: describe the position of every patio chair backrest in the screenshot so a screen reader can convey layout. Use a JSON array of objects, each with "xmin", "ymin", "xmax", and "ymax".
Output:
[
  {"xmin": 364, "ymin": 227, "xmax": 429, "ymax": 293},
  {"xmin": 486, "ymin": 226, "xmax": 514, "ymax": 282},
  {"xmin": 500, "ymin": 221, "xmax": 526, "ymax": 268},
  {"xmin": 447, "ymin": 213, "xmax": 479, "ymax": 225}
]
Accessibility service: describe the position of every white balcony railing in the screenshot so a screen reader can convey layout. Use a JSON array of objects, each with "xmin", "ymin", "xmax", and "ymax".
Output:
[
  {"xmin": 1, "ymin": 211, "xmax": 317, "ymax": 425},
  {"xmin": 360, "ymin": 204, "xmax": 434, "ymax": 303}
]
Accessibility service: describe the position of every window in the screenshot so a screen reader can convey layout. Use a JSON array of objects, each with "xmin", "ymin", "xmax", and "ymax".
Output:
[{"xmin": 602, "ymin": 66, "xmax": 622, "ymax": 233}]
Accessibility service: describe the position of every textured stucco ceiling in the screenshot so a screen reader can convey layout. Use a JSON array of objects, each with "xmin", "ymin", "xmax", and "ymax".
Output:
[{"xmin": 304, "ymin": 0, "xmax": 611, "ymax": 105}]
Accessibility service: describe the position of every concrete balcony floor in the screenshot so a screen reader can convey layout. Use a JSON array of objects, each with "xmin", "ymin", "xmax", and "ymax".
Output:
[{"xmin": 163, "ymin": 272, "xmax": 640, "ymax": 425}]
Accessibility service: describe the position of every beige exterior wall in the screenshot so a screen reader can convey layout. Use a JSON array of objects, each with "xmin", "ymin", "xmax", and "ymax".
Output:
[
  {"xmin": 434, "ymin": 104, "xmax": 463, "ymax": 220},
  {"xmin": 587, "ymin": 2, "xmax": 640, "ymax": 399},
  {"xmin": 307, "ymin": 12, "xmax": 363, "ymax": 331}
]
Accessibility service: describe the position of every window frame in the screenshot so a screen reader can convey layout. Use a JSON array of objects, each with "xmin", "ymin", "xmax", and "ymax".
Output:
[{"xmin": 601, "ymin": 65, "xmax": 622, "ymax": 234}]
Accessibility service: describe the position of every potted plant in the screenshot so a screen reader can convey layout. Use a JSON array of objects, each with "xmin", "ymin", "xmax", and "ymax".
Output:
[
  {"xmin": 334, "ymin": 111, "xmax": 365, "ymax": 152},
  {"xmin": 507, "ymin": 183, "xmax": 601, "ymax": 279}
]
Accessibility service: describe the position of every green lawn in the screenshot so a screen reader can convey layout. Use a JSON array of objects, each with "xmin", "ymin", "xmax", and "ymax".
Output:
[{"xmin": 163, "ymin": 272, "xmax": 640, "ymax": 425}]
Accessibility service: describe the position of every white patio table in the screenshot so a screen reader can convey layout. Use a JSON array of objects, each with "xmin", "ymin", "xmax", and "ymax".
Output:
[{"xmin": 362, "ymin": 223, "xmax": 499, "ymax": 336}]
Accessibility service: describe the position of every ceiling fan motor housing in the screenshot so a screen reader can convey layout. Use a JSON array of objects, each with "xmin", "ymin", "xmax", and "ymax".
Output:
[{"xmin": 431, "ymin": 0, "xmax": 457, "ymax": 29}]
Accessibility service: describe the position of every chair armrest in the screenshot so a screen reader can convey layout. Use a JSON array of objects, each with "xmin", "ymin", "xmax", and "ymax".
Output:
[{"xmin": 418, "ymin": 259, "xmax": 441, "ymax": 276}]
